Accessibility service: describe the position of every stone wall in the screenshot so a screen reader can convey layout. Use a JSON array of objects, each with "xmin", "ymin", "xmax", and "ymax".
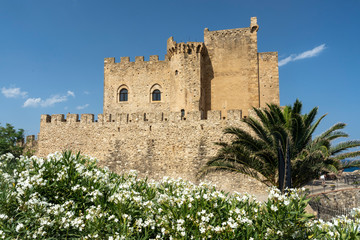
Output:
[
  {"xmin": 258, "ymin": 52, "xmax": 280, "ymax": 107},
  {"xmin": 103, "ymin": 56, "xmax": 172, "ymax": 115},
  {"xmin": 309, "ymin": 189, "xmax": 360, "ymax": 220},
  {"xmin": 37, "ymin": 110, "xmax": 268, "ymax": 195}
]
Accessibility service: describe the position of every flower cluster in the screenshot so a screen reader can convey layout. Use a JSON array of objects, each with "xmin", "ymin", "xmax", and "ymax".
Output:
[{"xmin": 0, "ymin": 152, "xmax": 360, "ymax": 239}]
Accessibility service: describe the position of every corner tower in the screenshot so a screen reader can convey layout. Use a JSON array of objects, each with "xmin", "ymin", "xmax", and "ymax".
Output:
[{"xmin": 203, "ymin": 17, "xmax": 279, "ymax": 117}]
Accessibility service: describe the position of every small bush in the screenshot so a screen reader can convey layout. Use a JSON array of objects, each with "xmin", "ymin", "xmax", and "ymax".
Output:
[{"xmin": 0, "ymin": 152, "xmax": 359, "ymax": 239}]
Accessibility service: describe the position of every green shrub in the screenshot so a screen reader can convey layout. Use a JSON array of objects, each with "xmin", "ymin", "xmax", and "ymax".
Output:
[{"xmin": 0, "ymin": 152, "xmax": 359, "ymax": 239}]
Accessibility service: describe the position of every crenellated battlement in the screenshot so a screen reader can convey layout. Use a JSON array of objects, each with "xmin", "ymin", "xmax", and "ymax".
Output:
[
  {"xmin": 40, "ymin": 110, "xmax": 243, "ymax": 125},
  {"xmin": 104, "ymin": 55, "xmax": 169, "ymax": 65},
  {"xmin": 166, "ymin": 37, "xmax": 204, "ymax": 59}
]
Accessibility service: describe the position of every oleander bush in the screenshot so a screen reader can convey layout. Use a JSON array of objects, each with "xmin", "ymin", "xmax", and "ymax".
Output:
[{"xmin": 0, "ymin": 152, "xmax": 360, "ymax": 239}]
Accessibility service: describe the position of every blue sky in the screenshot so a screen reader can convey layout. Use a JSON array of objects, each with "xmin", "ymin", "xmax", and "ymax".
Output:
[{"xmin": 0, "ymin": 0, "xmax": 359, "ymax": 147}]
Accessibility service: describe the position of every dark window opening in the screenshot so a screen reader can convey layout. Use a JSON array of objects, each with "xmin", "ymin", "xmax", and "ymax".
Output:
[
  {"xmin": 119, "ymin": 88, "xmax": 128, "ymax": 102},
  {"xmin": 187, "ymin": 49, "xmax": 192, "ymax": 54},
  {"xmin": 175, "ymin": 70, "xmax": 178, "ymax": 75},
  {"xmin": 181, "ymin": 109, "xmax": 185, "ymax": 118},
  {"xmin": 152, "ymin": 89, "xmax": 161, "ymax": 101}
]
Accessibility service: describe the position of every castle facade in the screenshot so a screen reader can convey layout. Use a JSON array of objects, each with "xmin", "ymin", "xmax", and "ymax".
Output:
[{"xmin": 36, "ymin": 17, "xmax": 279, "ymax": 192}]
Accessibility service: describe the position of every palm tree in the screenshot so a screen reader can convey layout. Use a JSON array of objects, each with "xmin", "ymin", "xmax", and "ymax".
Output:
[{"xmin": 199, "ymin": 100, "xmax": 360, "ymax": 188}]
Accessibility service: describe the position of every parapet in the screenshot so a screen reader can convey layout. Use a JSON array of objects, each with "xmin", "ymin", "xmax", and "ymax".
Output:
[
  {"xmin": 104, "ymin": 57, "xmax": 115, "ymax": 64},
  {"xmin": 81, "ymin": 114, "xmax": 94, "ymax": 123},
  {"xmin": 166, "ymin": 37, "xmax": 204, "ymax": 59},
  {"xmin": 51, "ymin": 114, "xmax": 65, "ymax": 123},
  {"xmin": 104, "ymin": 55, "xmax": 166, "ymax": 65},
  {"xmin": 67, "ymin": 114, "xmax": 79, "ymax": 123},
  {"xmin": 120, "ymin": 57, "xmax": 130, "ymax": 63},
  {"xmin": 40, "ymin": 109, "xmax": 246, "ymax": 125},
  {"xmin": 135, "ymin": 56, "xmax": 144, "ymax": 62},
  {"xmin": 149, "ymin": 55, "xmax": 159, "ymax": 62}
]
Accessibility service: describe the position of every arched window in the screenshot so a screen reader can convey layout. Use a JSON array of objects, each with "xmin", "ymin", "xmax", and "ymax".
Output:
[
  {"xmin": 152, "ymin": 89, "xmax": 161, "ymax": 101},
  {"xmin": 119, "ymin": 88, "xmax": 128, "ymax": 102}
]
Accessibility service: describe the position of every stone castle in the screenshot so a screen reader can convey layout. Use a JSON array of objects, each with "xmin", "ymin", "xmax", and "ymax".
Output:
[{"xmin": 35, "ymin": 17, "xmax": 279, "ymax": 192}]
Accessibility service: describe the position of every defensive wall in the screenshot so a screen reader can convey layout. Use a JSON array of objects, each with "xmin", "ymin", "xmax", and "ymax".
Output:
[{"xmin": 37, "ymin": 110, "xmax": 267, "ymax": 194}]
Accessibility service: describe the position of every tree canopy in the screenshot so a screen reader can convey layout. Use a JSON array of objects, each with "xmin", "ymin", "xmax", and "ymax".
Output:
[{"xmin": 0, "ymin": 123, "xmax": 24, "ymax": 157}]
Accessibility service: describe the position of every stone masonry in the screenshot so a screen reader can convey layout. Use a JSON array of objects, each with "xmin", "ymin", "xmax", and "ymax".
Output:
[{"xmin": 35, "ymin": 17, "xmax": 279, "ymax": 194}]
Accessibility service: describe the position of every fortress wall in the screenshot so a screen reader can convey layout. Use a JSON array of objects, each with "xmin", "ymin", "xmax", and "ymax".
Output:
[
  {"xmin": 258, "ymin": 52, "xmax": 280, "ymax": 107},
  {"xmin": 37, "ymin": 110, "xmax": 267, "ymax": 194},
  {"xmin": 103, "ymin": 56, "xmax": 171, "ymax": 114}
]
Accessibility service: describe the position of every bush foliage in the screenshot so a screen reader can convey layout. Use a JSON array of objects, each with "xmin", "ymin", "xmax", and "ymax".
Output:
[
  {"xmin": 0, "ymin": 123, "xmax": 24, "ymax": 158},
  {"xmin": 0, "ymin": 152, "xmax": 359, "ymax": 239}
]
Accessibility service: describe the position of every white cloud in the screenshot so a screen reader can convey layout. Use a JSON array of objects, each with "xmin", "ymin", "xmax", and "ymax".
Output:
[
  {"xmin": 67, "ymin": 90, "xmax": 75, "ymax": 97},
  {"xmin": 1, "ymin": 87, "xmax": 28, "ymax": 98},
  {"xmin": 278, "ymin": 44, "xmax": 326, "ymax": 67},
  {"xmin": 41, "ymin": 95, "xmax": 68, "ymax": 107},
  {"xmin": 76, "ymin": 104, "xmax": 89, "ymax": 110},
  {"xmin": 83, "ymin": 91, "xmax": 90, "ymax": 95},
  {"xmin": 23, "ymin": 98, "xmax": 42, "ymax": 107},
  {"xmin": 278, "ymin": 56, "xmax": 294, "ymax": 67},
  {"xmin": 23, "ymin": 90, "xmax": 76, "ymax": 108}
]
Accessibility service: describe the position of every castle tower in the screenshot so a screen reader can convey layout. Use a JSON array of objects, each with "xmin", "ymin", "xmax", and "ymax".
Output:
[
  {"xmin": 203, "ymin": 17, "xmax": 261, "ymax": 117},
  {"xmin": 166, "ymin": 37, "xmax": 205, "ymax": 116}
]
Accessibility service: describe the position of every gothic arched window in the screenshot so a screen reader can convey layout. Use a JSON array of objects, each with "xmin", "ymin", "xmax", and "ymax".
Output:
[
  {"xmin": 119, "ymin": 88, "xmax": 128, "ymax": 102},
  {"xmin": 152, "ymin": 89, "xmax": 161, "ymax": 101}
]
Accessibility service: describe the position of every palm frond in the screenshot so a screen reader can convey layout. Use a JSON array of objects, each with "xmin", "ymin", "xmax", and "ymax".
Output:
[
  {"xmin": 308, "ymin": 114, "xmax": 327, "ymax": 137},
  {"xmin": 318, "ymin": 123, "xmax": 346, "ymax": 140},
  {"xmin": 330, "ymin": 141, "xmax": 360, "ymax": 155},
  {"xmin": 330, "ymin": 151, "xmax": 360, "ymax": 161},
  {"xmin": 302, "ymin": 106, "xmax": 318, "ymax": 126}
]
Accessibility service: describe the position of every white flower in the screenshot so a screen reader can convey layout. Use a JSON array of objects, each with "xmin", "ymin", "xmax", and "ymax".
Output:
[
  {"xmin": 16, "ymin": 223, "xmax": 24, "ymax": 232},
  {"xmin": 270, "ymin": 205, "xmax": 278, "ymax": 212}
]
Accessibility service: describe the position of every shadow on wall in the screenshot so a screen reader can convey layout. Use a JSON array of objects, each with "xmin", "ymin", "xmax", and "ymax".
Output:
[{"xmin": 200, "ymin": 47, "xmax": 213, "ymax": 119}]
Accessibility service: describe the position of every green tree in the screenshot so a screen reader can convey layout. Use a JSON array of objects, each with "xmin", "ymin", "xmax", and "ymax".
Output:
[
  {"xmin": 199, "ymin": 100, "xmax": 360, "ymax": 188},
  {"xmin": 0, "ymin": 123, "xmax": 24, "ymax": 157}
]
